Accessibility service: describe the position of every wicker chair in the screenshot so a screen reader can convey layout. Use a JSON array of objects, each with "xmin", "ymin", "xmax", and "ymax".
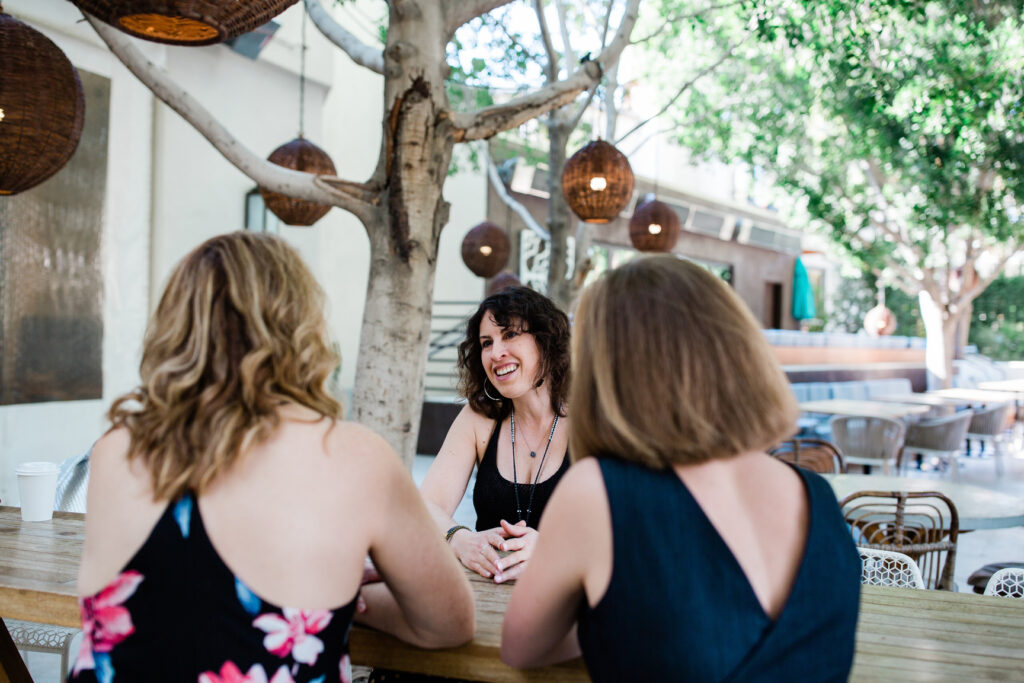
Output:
[
  {"xmin": 857, "ymin": 547, "xmax": 925, "ymax": 589},
  {"xmin": 829, "ymin": 416, "xmax": 906, "ymax": 475},
  {"xmin": 902, "ymin": 411, "xmax": 973, "ymax": 480},
  {"xmin": 965, "ymin": 403, "xmax": 1014, "ymax": 476},
  {"xmin": 768, "ymin": 438, "xmax": 845, "ymax": 474},
  {"xmin": 840, "ymin": 490, "xmax": 959, "ymax": 590},
  {"xmin": 984, "ymin": 568, "xmax": 1024, "ymax": 599}
]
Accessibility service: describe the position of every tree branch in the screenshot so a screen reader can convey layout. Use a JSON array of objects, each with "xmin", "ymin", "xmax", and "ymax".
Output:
[
  {"xmin": 553, "ymin": 0, "xmax": 578, "ymax": 69},
  {"xmin": 444, "ymin": 0, "xmax": 516, "ymax": 38},
  {"xmin": 484, "ymin": 145, "xmax": 551, "ymax": 241},
  {"xmin": 453, "ymin": 0, "xmax": 640, "ymax": 141},
  {"xmin": 534, "ymin": 0, "xmax": 559, "ymax": 82},
  {"xmin": 615, "ymin": 34, "xmax": 745, "ymax": 145},
  {"xmin": 304, "ymin": 0, "xmax": 384, "ymax": 75},
  {"xmin": 85, "ymin": 13, "xmax": 378, "ymax": 224},
  {"xmin": 631, "ymin": 0, "xmax": 747, "ymax": 44}
]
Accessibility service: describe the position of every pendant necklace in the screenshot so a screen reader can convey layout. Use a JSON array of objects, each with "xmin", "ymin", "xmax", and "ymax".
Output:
[{"xmin": 510, "ymin": 408, "xmax": 559, "ymax": 527}]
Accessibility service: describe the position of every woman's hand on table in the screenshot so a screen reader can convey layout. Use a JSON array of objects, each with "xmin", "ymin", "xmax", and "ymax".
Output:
[
  {"xmin": 494, "ymin": 520, "xmax": 539, "ymax": 584},
  {"xmin": 357, "ymin": 557, "xmax": 383, "ymax": 614},
  {"xmin": 450, "ymin": 526, "xmax": 509, "ymax": 579}
]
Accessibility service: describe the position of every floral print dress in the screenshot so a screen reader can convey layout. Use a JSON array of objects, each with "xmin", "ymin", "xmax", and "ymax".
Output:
[{"xmin": 69, "ymin": 493, "xmax": 357, "ymax": 683}]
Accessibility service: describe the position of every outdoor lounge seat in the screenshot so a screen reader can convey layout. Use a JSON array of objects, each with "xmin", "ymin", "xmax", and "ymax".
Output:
[
  {"xmin": 857, "ymin": 547, "xmax": 925, "ymax": 589},
  {"xmin": 840, "ymin": 490, "xmax": 959, "ymax": 591},
  {"xmin": 965, "ymin": 403, "xmax": 1014, "ymax": 475},
  {"xmin": 829, "ymin": 416, "xmax": 906, "ymax": 475},
  {"xmin": 768, "ymin": 438, "xmax": 845, "ymax": 474},
  {"xmin": 902, "ymin": 411, "xmax": 974, "ymax": 480}
]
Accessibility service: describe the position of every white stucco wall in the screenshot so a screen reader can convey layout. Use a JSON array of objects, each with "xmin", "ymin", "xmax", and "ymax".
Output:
[
  {"xmin": 0, "ymin": 1, "xmax": 486, "ymax": 499},
  {"xmin": 0, "ymin": 0, "xmax": 152, "ymax": 504}
]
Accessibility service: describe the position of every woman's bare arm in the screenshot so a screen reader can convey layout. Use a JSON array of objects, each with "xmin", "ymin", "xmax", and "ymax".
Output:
[
  {"xmin": 501, "ymin": 458, "xmax": 612, "ymax": 667},
  {"xmin": 357, "ymin": 433, "xmax": 475, "ymax": 648}
]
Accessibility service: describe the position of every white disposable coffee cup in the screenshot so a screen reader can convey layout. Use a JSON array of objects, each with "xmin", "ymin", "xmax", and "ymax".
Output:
[{"xmin": 15, "ymin": 461, "xmax": 59, "ymax": 522}]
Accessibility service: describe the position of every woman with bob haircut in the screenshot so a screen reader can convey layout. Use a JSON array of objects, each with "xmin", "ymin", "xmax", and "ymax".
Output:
[
  {"xmin": 420, "ymin": 286, "xmax": 571, "ymax": 584},
  {"xmin": 502, "ymin": 255, "xmax": 860, "ymax": 681},
  {"xmin": 71, "ymin": 232, "xmax": 473, "ymax": 682}
]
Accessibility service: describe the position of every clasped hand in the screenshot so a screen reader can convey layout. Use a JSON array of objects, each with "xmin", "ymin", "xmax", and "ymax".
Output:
[{"xmin": 450, "ymin": 520, "xmax": 538, "ymax": 583}]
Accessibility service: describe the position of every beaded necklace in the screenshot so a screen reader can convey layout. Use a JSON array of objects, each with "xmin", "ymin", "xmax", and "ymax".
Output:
[{"xmin": 510, "ymin": 408, "xmax": 559, "ymax": 527}]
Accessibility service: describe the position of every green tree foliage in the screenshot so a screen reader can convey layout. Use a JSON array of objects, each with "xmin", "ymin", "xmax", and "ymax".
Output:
[
  {"xmin": 970, "ymin": 274, "xmax": 1024, "ymax": 360},
  {"xmin": 668, "ymin": 0, "xmax": 1024, "ymax": 384}
]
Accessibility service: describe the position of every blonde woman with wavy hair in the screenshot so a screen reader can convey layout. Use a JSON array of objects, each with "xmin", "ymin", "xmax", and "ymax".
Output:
[
  {"xmin": 502, "ymin": 255, "xmax": 860, "ymax": 682},
  {"xmin": 72, "ymin": 232, "xmax": 473, "ymax": 683}
]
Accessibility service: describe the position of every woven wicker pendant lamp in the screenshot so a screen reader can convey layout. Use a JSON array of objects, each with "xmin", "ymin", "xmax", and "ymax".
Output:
[
  {"xmin": 0, "ymin": 8, "xmax": 85, "ymax": 196},
  {"xmin": 69, "ymin": 0, "xmax": 298, "ymax": 46},
  {"xmin": 258, "ymin": 5, "xmax": 335, "ymax": 226},
  {"xmin": 561, "ymin": 139, "xmax": 634, "ymax": 223},
  {"xmin": 259, "ymin": 138, "xmax": 336, "ymax": 226},
  {"xmin": 461, "ymin": 221, "xmax": 510, "ymax": 278},
  {"xmin": 629, "ymin": 197, "xmax": 680, "ymax": 252}
]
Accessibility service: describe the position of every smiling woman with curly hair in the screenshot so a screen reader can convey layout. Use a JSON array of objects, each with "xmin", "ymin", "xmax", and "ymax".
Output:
[
  {"xmin": 420, "ymin": 286, "xmax": 571, "ymax": 584},
  {"xmin": 71, "ymin": 232, "xmax": 473, "ymax": 682}
]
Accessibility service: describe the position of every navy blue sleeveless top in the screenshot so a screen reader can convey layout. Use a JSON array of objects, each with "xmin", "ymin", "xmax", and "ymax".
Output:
[
  {"xmin": 69, "ymin": 492, "xmax": 357, "ymax": 682},
  {"xmin": 472, "ymin": 418, "xmax": 569, "ymax": 531},
  {"xmin": 577, "ymin": 458, "xmax": 860, "ymax": 682}
]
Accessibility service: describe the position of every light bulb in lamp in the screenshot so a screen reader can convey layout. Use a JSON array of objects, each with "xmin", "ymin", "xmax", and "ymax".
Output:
[
  {"xmin": 479, "ymin": 245, "xmax": 493, "ymax": 256},
  {"xmin": 0, "ymin": 108, "xmax": 5, "ymax": 123},
  {"xmin": 648, "ymin": 223, "xmax": 662, "ymax": 235},
  {"xmin": 589, "ymin": 176, "xmax": 607, "ymax": 191}
]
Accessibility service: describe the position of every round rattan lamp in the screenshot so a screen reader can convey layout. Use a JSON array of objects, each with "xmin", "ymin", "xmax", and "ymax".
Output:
[
  {"xmin": 629, "ymin": 198, "xmax": 680, "ymax": 252},
  {"xmin": 486, "ymin": 271, "xmax": 521, "ymax": 296},
  {"xmin": 70, "ymin": 0, "xmax": 298, "ymax": 46},
  {"xmin": 259, "ymin": 137, "xmax": 336, "ymax": 226},
  {"xmin": 0, "ymin": 11, "xmax": 85, "ymax": 196},
  {"xmin": 561, "ymin": 139, "xmax": 634, "ymax": 223},
  {"xmin": 461, "ymin": 222, "xmax": 510, "ymax": 278},
  {"xmin": 864, "ymin": 305, "xmax": 897, "ymax": 336}
]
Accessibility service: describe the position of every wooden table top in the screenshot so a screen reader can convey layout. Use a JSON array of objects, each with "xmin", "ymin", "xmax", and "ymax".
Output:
[
  {"xmin": 3, "ymin": 507, "xmax": 1024, "ymax": 681},
  {"xmin": 824, "ymin": 475, "xmax": 1024, "ymax": 531},
  {"xmin": 871, "ymin": 392, "xmax": 972, "ymax": 407},
  {"xmin": 798, "ymin": 399, "xmax": 932, "ymax": 419},
  {"xmin": 977, "ymin": 379, "xmax": 1024, "ymax": 396},
  {"xmin": 930, "ymin": 388, "xmax": 1019, "ymax": 406}
]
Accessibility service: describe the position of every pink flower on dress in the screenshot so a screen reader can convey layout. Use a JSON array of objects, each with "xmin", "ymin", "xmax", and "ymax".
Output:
[
  {"xmin": 253, "ymin": 608, "xmax": 333, "ymax": 665},
  {"xmin": 339, "ymin": 653, "xmax": 352, "ymax": 683},
  {"xmin": 198, "ymin": 662, "xmax": 295, "ymax": 683},
  {"xmin": 73, "ymin": 570, "xmax": 144, "ymax": 675}
]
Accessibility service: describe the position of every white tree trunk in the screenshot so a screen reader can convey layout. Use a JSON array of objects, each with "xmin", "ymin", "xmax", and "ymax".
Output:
[
  {"xmin": 348, "ymin": 2, "xmax": 453, "ymax": 466},
  {"xmin": 351, "ymin": 223, "xmax": 439, "ymax": 467},
  {"xmin": 919, "ymin": 290, "xmax": 959, "ymax": 390}
]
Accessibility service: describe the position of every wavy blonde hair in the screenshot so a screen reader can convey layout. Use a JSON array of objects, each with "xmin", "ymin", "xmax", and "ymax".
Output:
[
  {"xmin": 570, "ymin": 255, "xmax": 798, "ymax": 468},
  {"xmin": 109, "ymin": 232, "xmax": 341, "ymax": 500}
]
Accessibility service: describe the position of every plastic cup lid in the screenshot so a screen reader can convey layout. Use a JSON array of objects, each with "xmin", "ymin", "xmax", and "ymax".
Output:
[{"xmin": 15, "ymin": 461, "xmax": 58, "ymax": 475}]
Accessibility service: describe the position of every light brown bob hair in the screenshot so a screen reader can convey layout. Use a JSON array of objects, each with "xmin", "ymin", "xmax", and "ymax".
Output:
[
  {"xmin": 109, "ymin": 232, "xmax": 341, "ymax": 500},
  {"xmin": 569, "ymin": 255, "xmax": 798, "ymax": 468}
]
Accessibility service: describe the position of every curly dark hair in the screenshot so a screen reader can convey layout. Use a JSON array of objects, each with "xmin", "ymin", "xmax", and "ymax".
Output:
[{"xmin": 457, "ymin": 287, "xmax": 570, "ymax": 421}]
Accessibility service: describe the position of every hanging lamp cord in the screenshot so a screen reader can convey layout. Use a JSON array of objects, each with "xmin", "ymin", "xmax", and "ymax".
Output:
[{"xmin": 299, "ymin": 5, "xmax": 307, "ymax": 138}]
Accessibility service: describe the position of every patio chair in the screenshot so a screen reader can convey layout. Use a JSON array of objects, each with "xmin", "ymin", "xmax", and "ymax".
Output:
[
  {"xmin": 857, "ymin": 547, "xmax": 925, "ymax": 589},
  {"xmin": 829, "ymin": 416, "xmax": 906, "ymax": 475},
  {"xmin": 840, "ymin": 490, "xmax": 959, "ymax": 590},
  {"xmin": 984, "ymin": 568, "xmax": 1024, "ymax": 599},
  {"xmin": 768, "ymin": 438, "xmax": 845, "ymax": 474},
  {"xmin": 965, "ymin": 403, "xmax": 1014, "ymax": 475},
  {"xmin": 7, "ymin": 450, "xmax": 89, "ymax": 678},
  {"xmin": 902, "ymin": 411, "xmax": 973, "ymax": 480}
]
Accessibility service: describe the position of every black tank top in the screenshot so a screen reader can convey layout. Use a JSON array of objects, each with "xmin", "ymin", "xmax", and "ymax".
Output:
[
  {"xmin": 69, "ymin": 491, "xmax": 357, "ymax": 682},
  {"xmin": 472, "ymin": 418, "xmax": 570, "ymax": 531},
  {"xmin": 577, "ymin": 457, "xmax": 860, "ymax": 682}
]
